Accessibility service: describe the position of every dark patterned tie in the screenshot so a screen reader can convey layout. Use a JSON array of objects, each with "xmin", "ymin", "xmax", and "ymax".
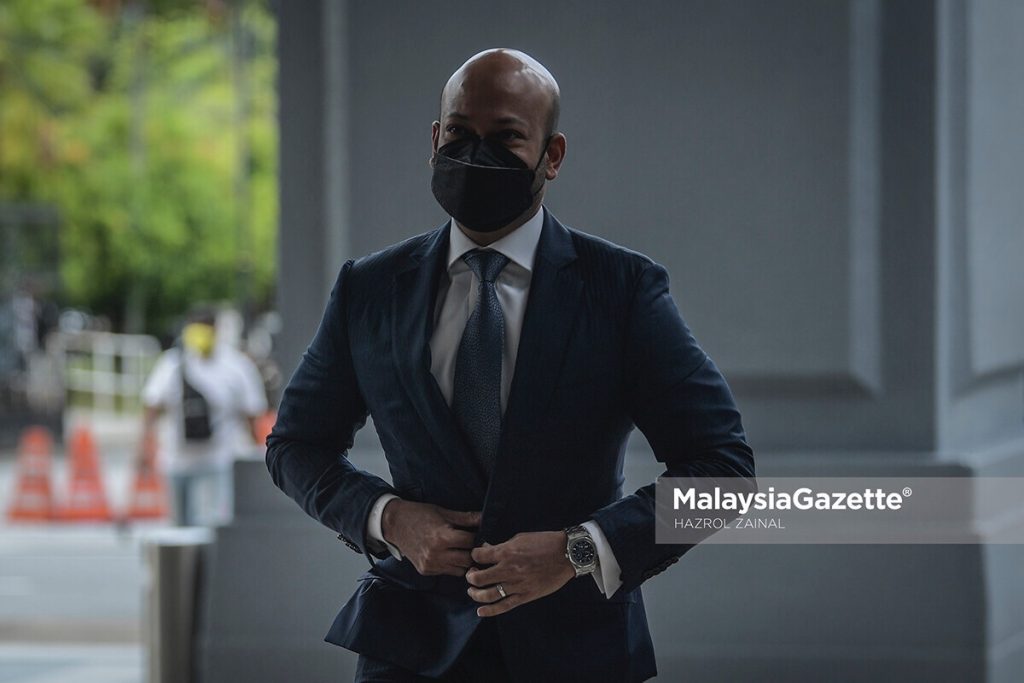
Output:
[{"xmin": 452, "ymin": 249, "xmax": 510, "ymax": 476}]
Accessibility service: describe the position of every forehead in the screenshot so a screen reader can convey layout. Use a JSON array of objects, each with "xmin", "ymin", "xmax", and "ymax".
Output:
[{"xmin": 441, "ymin": 69, "xmax": 551, "ymax": 129}]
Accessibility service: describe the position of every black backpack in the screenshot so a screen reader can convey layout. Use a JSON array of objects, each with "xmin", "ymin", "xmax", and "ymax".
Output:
[{"xmin": 180, "ymin": 349, "xmax": 213, "ymax": 442}]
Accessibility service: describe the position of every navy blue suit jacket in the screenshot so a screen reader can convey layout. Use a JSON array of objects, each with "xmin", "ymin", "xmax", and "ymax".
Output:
[{"xmin": 266, "ymin": 210, "xmax": 755, "ymax": 681}]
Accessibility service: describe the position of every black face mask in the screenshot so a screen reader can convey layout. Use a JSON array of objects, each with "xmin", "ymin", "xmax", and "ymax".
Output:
[{"xmin": 431, "ymin": 136, "xmax": 548, "ymax": 233}]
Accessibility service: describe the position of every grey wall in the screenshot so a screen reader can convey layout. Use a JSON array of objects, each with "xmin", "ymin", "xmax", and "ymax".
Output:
[{"xmin": 936, "ymin": 0, "xmax": 1024, "ymax": 452}]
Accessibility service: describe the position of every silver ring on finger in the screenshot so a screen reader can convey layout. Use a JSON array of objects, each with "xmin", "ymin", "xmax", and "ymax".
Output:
[{"xmin": 496, "ymin": 583, "xmax": 507, "ymax": 600}]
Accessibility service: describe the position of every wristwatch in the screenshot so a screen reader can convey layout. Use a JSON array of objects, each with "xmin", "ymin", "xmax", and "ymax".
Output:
[{"xmin": 564, "ymin": 525, "xmax": 599, "ymax": 577}]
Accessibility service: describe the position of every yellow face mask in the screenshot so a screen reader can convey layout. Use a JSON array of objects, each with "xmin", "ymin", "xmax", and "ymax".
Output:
[{"xmin": 182, "ymin": 323, "xmax": 216, "ymax": 357}]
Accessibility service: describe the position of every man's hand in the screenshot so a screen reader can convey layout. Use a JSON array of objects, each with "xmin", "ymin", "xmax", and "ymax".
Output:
[
  {"xmin": 465, "ymin": 531, "xmax": 576, "ymax": 617},
  {"xmin": 381, "ymin": 499, "xmax": 481, "ymax": 577}
]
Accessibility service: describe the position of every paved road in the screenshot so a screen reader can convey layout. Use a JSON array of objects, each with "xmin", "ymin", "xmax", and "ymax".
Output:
[
  {"xmin": 0, "ymin": 420, "xmax": 160, "ymax": 683},
  {"xmin": 0, "ymin": 521, "xmax": 150, "ymax": 682},
  {"xmin": 0, "ymin": 643, "xmax": 141, "ymax": 683},
  {"xmin": 0, "ymin": 524, "xmax": 146, "ymax": 639}
]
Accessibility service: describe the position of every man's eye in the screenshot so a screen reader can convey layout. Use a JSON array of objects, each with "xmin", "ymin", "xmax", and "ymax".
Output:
[
  {"xmin": 495, "ymin": 130, "xmax": 523, "ymax": 141},
  {"xmin": 446, "ymin": 125, "xmax": 468, "ymax": 136}
]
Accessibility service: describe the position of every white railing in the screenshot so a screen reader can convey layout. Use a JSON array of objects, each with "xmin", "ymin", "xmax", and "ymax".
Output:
[{"xmin": 50, "ymin": 331, "xmax": 162, "ymax": 413}]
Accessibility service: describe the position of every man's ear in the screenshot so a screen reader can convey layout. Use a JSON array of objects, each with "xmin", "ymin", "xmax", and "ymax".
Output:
[
  {"xmin": 431, "ymin": 121, "xmax": 441, "ymax": 155},
  {"xmin": 544, "ymin": 133, "xmax": 567, "ymax": 180}
]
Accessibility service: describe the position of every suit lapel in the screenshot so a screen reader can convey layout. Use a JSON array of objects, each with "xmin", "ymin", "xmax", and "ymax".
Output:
[
  {"xmin": 499, "ymin": 211, "xmax": 582, "ymax": 457},
  {"xmin": 391, "ymin": 223, "xmax": 489, "ymax": 495}
]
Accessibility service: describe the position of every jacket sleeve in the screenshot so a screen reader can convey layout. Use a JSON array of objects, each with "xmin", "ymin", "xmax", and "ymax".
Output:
[
  {"xmin": 265, "ymin": 259, "xmax": 397, "ymax": 566},
  {"xmin": 589, "ymin": 262, "xmax": 756, "ymax": 595}
]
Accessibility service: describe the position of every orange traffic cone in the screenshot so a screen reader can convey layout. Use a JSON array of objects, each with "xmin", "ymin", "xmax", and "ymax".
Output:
[
  {"xmin": 59, "ymin": 427, "xmax": 113, "ymax": 522},
  {"xmin": 125, "ymin": 432, "xmax": 168, "ymax": 520},
  {"xmin": 6, "ymin": 426, "xmax": 56, "ymax": 522}
]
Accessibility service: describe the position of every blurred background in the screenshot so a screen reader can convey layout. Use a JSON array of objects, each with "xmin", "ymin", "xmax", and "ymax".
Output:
[
  {"xmin": 2, "ymin": 1, "xmax": 1023, "ymax": 682},
  {"xmin": 0, "ymin": 0, "xmax": 279, "ymax": 681}
]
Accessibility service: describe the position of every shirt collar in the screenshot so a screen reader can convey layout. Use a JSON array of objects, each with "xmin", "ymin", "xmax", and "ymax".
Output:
[{"xmin": 446, "ymin": 207, "xmax": 545, "ymax": 273}]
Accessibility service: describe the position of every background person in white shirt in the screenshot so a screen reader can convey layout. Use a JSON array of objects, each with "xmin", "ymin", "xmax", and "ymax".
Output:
[{"xmin": 140, "ymin": 308, "xmax": 267, "ymax": 526}]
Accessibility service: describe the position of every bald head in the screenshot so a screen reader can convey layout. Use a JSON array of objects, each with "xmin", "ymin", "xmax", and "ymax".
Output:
[{"xmin": 440, "ymin": 48, "xmax": 560, "ymax": 137}]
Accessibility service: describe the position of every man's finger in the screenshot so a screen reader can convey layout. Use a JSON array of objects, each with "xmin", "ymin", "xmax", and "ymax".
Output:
[
  {"xmin": 467, "ymin": 583, "xmax": 513, "ymax": 604},
  {"xmin": 430, "ymin": 555, "xmax": 472, "ymax": 577},
  {"xmin": 438, "ymin": 563, "xmax": 473, "ymax": 577},
  {"xmin": 477, "ymin": 593, "xmax": 526, "ymax": 617},
  {"xmin": 440, "ymin": 549, "xmax": 474, "ymax": 570},
  {"xmin": 442, "ymin": 528, "xmax": 478, "ymax": 549},
  {"xmin": 464, "ymin": 565, "xmax": 504, "ymax": 588},
  {"xmin": 470, "ymin": 543, "xmax": 500, "ymax": 565},
  {"xmin": 440, "ymin": 509, "xmax": 482, "ymax": 528}
]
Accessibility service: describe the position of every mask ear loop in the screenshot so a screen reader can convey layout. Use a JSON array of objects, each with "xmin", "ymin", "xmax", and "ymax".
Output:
[
  {"xmin": 533, "ymin": 135, "xmax": 553, "ymax": 172},
  {"xmin": 529, "ymin": 135, "xmax": 554, "ymax": 197}
]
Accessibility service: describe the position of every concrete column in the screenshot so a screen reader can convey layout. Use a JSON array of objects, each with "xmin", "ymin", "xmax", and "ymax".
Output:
[{"xmin": 273, "ymin": 0, "xmax": 350, "ymax": 381}]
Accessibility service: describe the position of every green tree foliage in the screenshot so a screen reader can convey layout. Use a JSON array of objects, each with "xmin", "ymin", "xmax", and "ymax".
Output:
[{"xmin": 0, "ymin": 0, "xmax": 277, "ymax": 336}]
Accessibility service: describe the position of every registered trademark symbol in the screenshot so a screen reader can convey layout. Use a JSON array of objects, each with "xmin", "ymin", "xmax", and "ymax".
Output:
[{"xmin": 902, "ymin": 487, "xmax": 912, "ymax": 497}]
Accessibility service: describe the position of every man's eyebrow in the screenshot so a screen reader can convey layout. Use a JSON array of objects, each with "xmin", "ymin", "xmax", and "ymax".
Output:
[
  {"xmin": 444, "ymin": 112, "xmax": 530, "ymax": 128},
  {"xmin": 493, "ymin": 116, "xmax": 529, "ymax": 127}
]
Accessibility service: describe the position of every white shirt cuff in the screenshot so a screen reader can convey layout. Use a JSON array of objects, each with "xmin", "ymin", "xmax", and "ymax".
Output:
[
  {"xmin": 366, "ymin": 493, "xmax": 403, "ymax": 560},
  {"xmin": 581, "ymin": 520, "xmax": 623, "ymax": 598}
]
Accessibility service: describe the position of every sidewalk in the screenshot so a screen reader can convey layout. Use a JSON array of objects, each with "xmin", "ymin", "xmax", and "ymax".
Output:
[
  {"xmin": 0, "ymin": 411, "xmax": 162, "ymax": 683},
  {"xmin": 0, "ymin": 522, "xmax": 152, "ymax": 683},
  {"xmin": 0, "ymin": 642, "xmax": 141, "ymax": 683}
]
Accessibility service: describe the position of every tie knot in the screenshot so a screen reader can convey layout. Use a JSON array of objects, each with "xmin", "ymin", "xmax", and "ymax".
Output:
[{"xmin": 462, "ymin": 249, "xmax": 509, "ymax": 284}]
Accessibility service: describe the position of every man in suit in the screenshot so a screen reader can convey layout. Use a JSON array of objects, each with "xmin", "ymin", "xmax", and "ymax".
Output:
[{"xmin": 266, "ymin": 48, "xmax": 754, "ymax": 682}]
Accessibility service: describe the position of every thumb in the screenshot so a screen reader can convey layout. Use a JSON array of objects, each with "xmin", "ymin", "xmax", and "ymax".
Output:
[{"xmin": 441, "ymin": 509, "xmax": 482, "ymax": 527}]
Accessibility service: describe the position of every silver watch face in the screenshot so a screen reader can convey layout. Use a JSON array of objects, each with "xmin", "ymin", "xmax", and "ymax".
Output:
[{"xmin": 569, "ymin": 538, "xmax": 597, "ymax": 566}]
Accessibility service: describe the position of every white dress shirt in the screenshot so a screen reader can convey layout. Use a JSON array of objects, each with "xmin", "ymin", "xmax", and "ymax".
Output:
[{"xmin": 365, "ymin": 207, "xmax": 623, "ymax": 598}]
